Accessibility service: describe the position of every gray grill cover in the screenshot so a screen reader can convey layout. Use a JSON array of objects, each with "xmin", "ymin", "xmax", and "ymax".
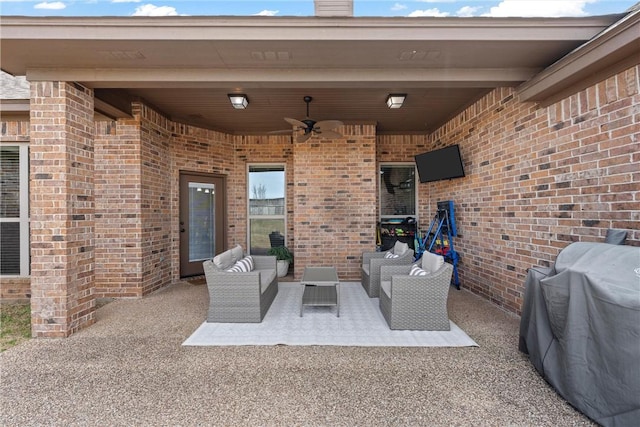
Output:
[{"xmin": 519, "ymin": 242, "xmax": 640, "ymax": 427}]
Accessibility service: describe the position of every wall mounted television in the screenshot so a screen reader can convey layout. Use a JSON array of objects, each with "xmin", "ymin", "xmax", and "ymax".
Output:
[{"xmin": 414, "ymin": 144, "xmax": 465, "ymax": 183}]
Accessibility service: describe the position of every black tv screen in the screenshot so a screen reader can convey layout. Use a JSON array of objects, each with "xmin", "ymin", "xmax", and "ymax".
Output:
[{"xmin": 415, "ymin": 145, "xmax": 465, "ymax": 183}]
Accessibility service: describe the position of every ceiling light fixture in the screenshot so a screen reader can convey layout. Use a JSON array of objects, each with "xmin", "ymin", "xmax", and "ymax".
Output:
[
  {"xmin": 228, "ymin": 94, "xmax": 249, "ymax": 109},
  {"xmin": 386, "ymin": 94, "xmax": 406, "ymax": 109}
]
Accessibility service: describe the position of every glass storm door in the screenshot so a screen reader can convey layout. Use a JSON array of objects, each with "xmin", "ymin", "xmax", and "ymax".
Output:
[{"xmin": 179, "ymin": 172, "xmax": 225, "ymax": 277}]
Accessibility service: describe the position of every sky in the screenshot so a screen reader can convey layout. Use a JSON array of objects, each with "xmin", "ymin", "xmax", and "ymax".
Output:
[{"xmin": 0, "ymin": 0, "xmax": 637, "ymax": 17}]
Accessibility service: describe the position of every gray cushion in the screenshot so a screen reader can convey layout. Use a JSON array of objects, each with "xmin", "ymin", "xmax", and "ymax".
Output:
[
  {"xmin": 213, "ymin": 249, "xmax": 234, "ymax": 270},
  {"xmin": 393, "ymin": 241, "xmax": 409, "ymax": 255},
  {"xmin": 421, "ymin": 252, "xmax": 444, "ymax": 273},
  {"xmin": 380, "ymin": 280, "xmax": 391, "ymax": 297},
  {"xmin": 230, "ymin": 244, "xmax": 244, "ymax": 263},
  {"xmin": 257, "ymin": 269, "xmax": 277, "ymax": 293}
]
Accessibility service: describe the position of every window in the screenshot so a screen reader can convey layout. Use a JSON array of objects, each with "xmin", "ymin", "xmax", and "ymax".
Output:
[
  {"xmin": 1, "ymin": 144, "xmax": 30, "ymax": 276},
  {"xmin": 248, "ymin": 165, "xmax": 286, "ymax": 255},
  {"xmin": 379, "ymin": 163, "xmax": 416, "ymax": 219},
  {"xmin": 188, "ymin": 182, "xmax": 216, "ymax": 261}
]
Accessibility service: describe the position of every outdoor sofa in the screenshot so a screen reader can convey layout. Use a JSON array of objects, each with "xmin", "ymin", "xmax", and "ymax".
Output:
[{"xmin": 203, "ymin": 245, "xmax": 278, "ymax": 323}]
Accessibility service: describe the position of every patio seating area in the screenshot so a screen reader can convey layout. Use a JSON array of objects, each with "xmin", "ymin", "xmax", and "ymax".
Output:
[{"xmin": 0, "ymin": 279, "xmax": 595, "ymax": 426}]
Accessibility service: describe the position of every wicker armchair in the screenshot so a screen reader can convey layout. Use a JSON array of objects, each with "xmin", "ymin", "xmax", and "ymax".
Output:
[
  {"xmin": 203, "ymin": 252, "xmax": 278, "ymax": 323},
  {"xmin": 361, "ymin": 241, "xmax": 414, "ymax": 297},
  {"xmin": 269, "ymin": 231, "xmax": 285, "ymax": 248},
  {"xmin": 379, "ymin": 252, "xmax": 453, "ymax": 330}
]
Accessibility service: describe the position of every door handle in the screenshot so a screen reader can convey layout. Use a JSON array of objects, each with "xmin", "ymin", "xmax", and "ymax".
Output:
[{"xmin": 180, "ymin": 228, "xmax": 185, "ymax": 233}]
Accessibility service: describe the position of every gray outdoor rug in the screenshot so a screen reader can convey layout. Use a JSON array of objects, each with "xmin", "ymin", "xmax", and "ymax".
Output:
[{"xmin": 183, "ymin": 282, "xmax": 478, "ymax": 347}]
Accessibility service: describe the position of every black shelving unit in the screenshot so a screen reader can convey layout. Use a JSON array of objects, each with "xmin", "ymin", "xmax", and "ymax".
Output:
[{"xmin": 378, "ymin": 218, "xmax": 416, "ymax": 251}]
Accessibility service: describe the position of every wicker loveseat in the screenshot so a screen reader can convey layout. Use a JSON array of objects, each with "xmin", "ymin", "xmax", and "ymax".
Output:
[
  {"xmin": 361, "ymin": 241, "xmax": 414, "ymax": 297},
  {"xmin": 379, "ymin": 252, "xmax": 453, "ymax": 330},
  {"xmin": 203, "ymin": 245, "xmax": 278, "ymax": 323}
]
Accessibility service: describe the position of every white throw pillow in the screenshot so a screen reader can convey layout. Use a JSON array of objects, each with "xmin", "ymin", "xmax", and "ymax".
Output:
[
  {"xmin": 393, "ymin": 241, "xmax": 409, "ymax": 255},
  {"xmin": 213, "ymin": 250, "xmax": 234, "ymax": 270},
  {"xmin": 230, "ymin": 244, "xmax": 244, "ymax": 263},
  {"xmin": 421, "ymin": 252, "xmax": 445, "ymax": 273},
  {"xmin": 409, "ymin": 264, "xmax": 427, "ymax": 276},
  {"xmin": 384, "ymin": 251, "xmax": 399, "ymax": 258}
]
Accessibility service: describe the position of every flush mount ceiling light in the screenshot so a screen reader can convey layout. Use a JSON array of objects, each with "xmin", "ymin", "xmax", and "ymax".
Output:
[
  {"xmin": 386, "ymin": 94, "xmax": 406, "ymax": 109},
  {"xmin": 228, "ymin": 94, "xmax": 249, "ymax": 109}
]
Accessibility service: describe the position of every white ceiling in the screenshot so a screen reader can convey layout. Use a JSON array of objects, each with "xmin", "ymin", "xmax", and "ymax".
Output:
[{"xmin": 0, "ymin": 14, "xmax": 625, "ymax": 134}]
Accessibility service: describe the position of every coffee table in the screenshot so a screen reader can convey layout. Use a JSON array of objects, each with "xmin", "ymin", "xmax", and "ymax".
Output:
[{"xmin": 300, "ymin": 266, "xmax": 340, "ymax": 317}]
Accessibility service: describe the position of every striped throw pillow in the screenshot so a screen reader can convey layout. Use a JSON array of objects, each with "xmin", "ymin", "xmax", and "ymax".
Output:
[
  {"xmin": 384, "ymin": 251, "xmax": 399, "ymax": 259},
  {"xmin": 225, "ymin": 256, "xmax": 254, "ymax": 273},
  {"xmin": 409, "ymin": 264, "xmax": 427, "ymax": 276},
  {"xmin": 226, "ymin": 264, "xmax": 243, "ymax": 273},
  {"xmin": 237, "ymin": 255, "xmax": 254, "ymax": 272}
]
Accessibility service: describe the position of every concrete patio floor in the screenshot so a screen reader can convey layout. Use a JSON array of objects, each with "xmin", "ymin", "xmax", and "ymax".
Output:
[{"xmin": 0, "ymin": 280, "xmax": 595, "ymax": 426}]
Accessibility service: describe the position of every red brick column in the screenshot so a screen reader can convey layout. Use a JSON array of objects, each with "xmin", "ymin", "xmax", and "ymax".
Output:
[{"xmin": 29, "ymin": 81, "xmax": 95, "ymax": 337}]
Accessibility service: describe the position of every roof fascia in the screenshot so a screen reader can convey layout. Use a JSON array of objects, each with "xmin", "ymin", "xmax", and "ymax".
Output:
[
  {"xmin": 0, "ymin": 15, "xmax": 621, "ymax": 42},
  {"xmin": 25, "ymin": 67, "xmax": 537, "ymax": 87},
  {"xmin": 518, "ymin": 9, "xmax": 640, "ymax": 104}
]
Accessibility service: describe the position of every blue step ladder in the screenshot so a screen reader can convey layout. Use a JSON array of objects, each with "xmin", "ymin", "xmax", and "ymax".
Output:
[{"xmin": 415, "ymin": 200, "xmax": 460, "ymax": 289}]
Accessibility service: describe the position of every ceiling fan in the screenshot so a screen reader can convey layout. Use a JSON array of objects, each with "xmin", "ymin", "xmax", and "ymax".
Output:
[{"xmin": 284, "ymin": 96, "xmax": 343, "ymax": 142}]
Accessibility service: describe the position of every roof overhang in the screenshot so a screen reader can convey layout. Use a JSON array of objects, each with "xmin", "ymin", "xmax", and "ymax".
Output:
[
  {"xmin": 0, "ymin": 14, "xmax": 630, "ymax": 134},
  {"xmin": 519, "ymin": 7, "xmax": 640, "ymax": 105}
]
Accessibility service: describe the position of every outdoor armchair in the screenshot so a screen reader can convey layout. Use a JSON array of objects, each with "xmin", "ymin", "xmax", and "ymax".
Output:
[
  {"xmin": 379, "ymin": 252, "xmax": 453, "ymax": 330},
  {"xmin": 361, "ymin": 240, "xmax": 414, "ymax": 297}
]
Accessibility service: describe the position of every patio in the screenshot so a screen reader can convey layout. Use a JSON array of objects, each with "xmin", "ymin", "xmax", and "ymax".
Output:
[{"xmin": 0, "ymin": 280, "xmax": 594, "ymax": 426}]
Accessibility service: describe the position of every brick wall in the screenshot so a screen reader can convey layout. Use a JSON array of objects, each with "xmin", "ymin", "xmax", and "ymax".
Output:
[
  {"xmin": 0, "ymin": 277, "xmax": 30, "ymax": 302},
  {"xmin": 1, "ymin": 119, "xmax": 30, "ymax": 142},
  {"xmin": 137, "ymin": 103, "xmax": 173, "ymax": 295},
  {"xmin": 293, "ymin": 124, "xmax": 377, "ymax": 280},
  {"xmin": 29, "ymin": 81, "xmax": 96, "ymax": 337},
  {"xmin": 424, "ymin": 65, "xmax": 639, "ymax": 314},
  {"xmin": 94, "ymin": 118, "xmax": 144, "ymax": 298},
  {"xmin": 94, "ymin": 103, "xmax": 183, "ymax": 297}
]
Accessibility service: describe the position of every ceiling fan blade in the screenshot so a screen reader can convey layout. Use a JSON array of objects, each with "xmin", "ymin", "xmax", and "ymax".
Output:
[
  {"xmin": 314, "ymin": 120, "xmax": 343, "ymax": 131},
  {"xmin": 284, "ymin": 117, "xmax": 307, "ymax": 129},
  {"xmin": 316, "ymin": 129, "xmax": 343, "ymax": 139},
  {"xmin": 297, "ymin": 132, "xmax": 313, "ymax": 143}
]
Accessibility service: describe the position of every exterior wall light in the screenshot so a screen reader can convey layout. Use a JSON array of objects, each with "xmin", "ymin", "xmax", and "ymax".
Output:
[
  {"xmin": 228, "ymin": 94, "xmax": 249, "ymax": 109},
  {"xmin": 386, "ymin": 94, "xmax": 406, "ymax": 109}
]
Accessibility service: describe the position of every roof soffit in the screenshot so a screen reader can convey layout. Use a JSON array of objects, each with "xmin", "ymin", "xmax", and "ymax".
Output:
[{"xmin": 0, "ymin": 14, "xmax": 626, "ymax": 134}]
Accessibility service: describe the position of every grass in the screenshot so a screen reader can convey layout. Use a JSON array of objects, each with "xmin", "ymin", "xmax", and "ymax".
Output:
[
  {"xmin": 250, "ymin": 218, "xmax": 285, "ymax": 252},
  {"xmin": 0, "ymin": 303, "xmax": 31, "ymax": 352}
]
